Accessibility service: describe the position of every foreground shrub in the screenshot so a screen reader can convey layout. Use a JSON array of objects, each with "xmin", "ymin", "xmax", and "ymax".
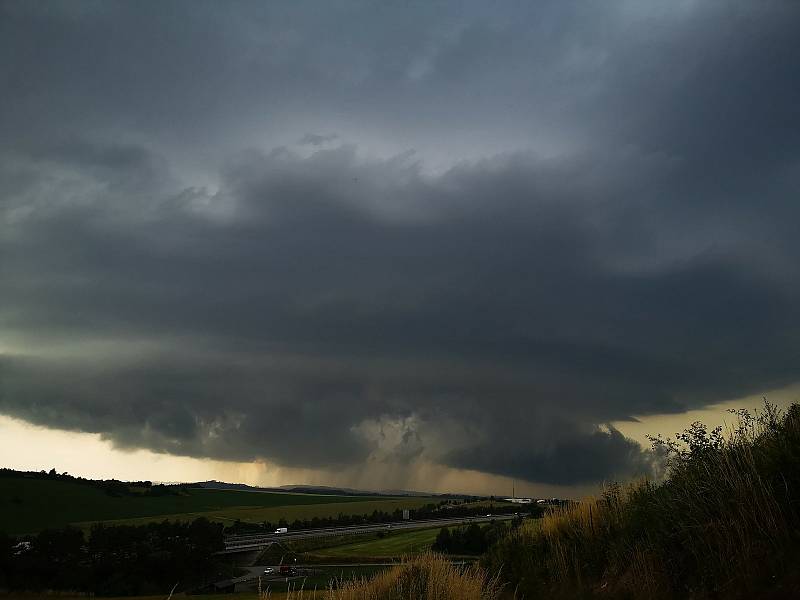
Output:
[
  {"xmin": 485, "ymin": 402, "xmax": 800, "ymax": 599},
  {"xmin": 329, "ymin": 553, "xmax": 503, "ymax": 600},
  {"xmin": 266, "ymin": 553, "xmax": 504, "ymax": 600}
]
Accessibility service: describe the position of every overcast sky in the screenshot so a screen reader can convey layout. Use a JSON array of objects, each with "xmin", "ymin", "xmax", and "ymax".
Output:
[{"xmin": 1, "ymin": 0, "xmax": 799, "ymax": 495}]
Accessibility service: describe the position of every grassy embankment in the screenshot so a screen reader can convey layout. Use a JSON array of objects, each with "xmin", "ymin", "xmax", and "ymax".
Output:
[
  {"xmin": 0, "ymin": 479, "xmax": 436, "ymax": 535},
  {"xmin": 485, "ymin": 402, "xmax": 800, "ymax": 599},
  {"xmin": 254, "ymin": 524, "xmax": 508, "ymax": 594},
  {"xmin": 256, "ymin": 527, "xmax": 445, "ymax": 568},
  {"xmin": 255, "ymin": 554, "xmax": 503, "ymax": 600},
  {"xmin": 264, "ymin": 519, "xmax": 509, "ymax": 564},
  {"xmin": 324, "ymin": 553, "xmax": 502, "ymax": 600},
  {"xmin": 255, "ymin": 565, "xmax": 390, "ymax": 595},
  {"xmin": 310, "ymin": 528, "xmax": 439, "ymax": 559}
]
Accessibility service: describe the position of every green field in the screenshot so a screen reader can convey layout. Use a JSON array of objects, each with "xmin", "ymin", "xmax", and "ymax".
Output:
[
  {"xmin": 89, "ymin": 497, "xmax": 440, "ymax": 532},
  {"xmin": 311, "ymin": 527, "xmax": 440, "ymax": 558},
  {"xmin": 0, "ymin": 477, "xmax": 436, "ymax": 535}
]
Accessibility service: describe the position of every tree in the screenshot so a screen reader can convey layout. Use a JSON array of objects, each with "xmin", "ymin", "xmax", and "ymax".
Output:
[
  {"xmin": 433, "ymin": 527, "xmax": 452, "ymax": 552},
  {"xmin": 464, "ymin": 523, "xmax": 485, "ymax": 553}
]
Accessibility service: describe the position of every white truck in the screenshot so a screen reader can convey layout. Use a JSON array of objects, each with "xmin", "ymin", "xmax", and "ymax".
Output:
[{"xmin": 274, "ymin": 527, "xmax": 288, "ymax": 534}]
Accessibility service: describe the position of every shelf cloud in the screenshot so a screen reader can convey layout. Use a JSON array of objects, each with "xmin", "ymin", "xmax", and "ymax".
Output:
[{"xmin": 1, "ymin": 0, "xmax": 799, "ymax": 488}]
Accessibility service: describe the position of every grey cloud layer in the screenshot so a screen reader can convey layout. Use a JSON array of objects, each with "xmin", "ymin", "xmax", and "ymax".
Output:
[{"xmin": 1, "ymin": 0, "xmax": 799, "ymax": 486}]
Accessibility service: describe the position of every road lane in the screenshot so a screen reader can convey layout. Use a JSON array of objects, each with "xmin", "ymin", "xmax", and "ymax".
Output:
[{"xmin": 219, "ymin": 514, "xmax": 520, "ymax": 553}]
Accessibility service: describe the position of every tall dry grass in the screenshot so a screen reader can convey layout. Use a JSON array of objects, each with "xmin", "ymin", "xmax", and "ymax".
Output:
[
  {"xmin": 485, "ymin": 402, "xmax": 800, "ymax": 599},
  {"xmin": 327, "ymin": 553, "xmax": 503, "ymax": 600},
  {"xmin": 258, "ymin": 553, "xmax": 504, "ymax": 600}
]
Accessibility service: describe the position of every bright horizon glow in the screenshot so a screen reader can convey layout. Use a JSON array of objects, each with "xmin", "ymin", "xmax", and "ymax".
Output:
[
  {"xmin": 0, "ymin": 414, "xmax": 590, "ymax": 498},
  {"xmin": 3, "ymin": 382, "xmax": 797, "ymax": 499},
  {"xmin": 612, "ymin": 384, "xmax": 800, "ymax": 447}
]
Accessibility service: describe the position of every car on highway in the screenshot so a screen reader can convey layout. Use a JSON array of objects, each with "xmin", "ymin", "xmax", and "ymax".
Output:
[
  {"xmin": 274, "ymin": 527, "xmax": 288, "ymax": 534},
  {"xmin": 12, "ymin": 542, "xmax": 31, "ymax": 556},
  {"xmin": 264, "ymin": 567, "xmax": 275, "ymax": 575}
]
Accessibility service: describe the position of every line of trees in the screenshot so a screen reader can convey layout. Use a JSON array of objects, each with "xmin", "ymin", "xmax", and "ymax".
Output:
[
  {"xmin": 0, "ymin": 518, "xmax": 224, "ymax": 596},
  {"xmin": 0, "ymin": 468, "xmax": 183, "ymax": 498},
  {"xmin": 432, "ymin": 519, "xmax": 520, "ymax": 555}
]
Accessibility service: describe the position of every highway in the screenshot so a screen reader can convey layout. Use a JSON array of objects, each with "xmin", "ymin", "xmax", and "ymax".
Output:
[{"xmin": 219, "ymin": 514, "xmax": 519, "ymax": 553}]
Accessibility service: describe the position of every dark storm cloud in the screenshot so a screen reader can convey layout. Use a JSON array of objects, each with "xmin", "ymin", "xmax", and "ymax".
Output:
[
  {"xmin": 299, "ymin": 134, "xmax": 339, "ymax": 146},
  {"xmin": 1, "ymin": 0, "xmax": 799, "ymax": 486},
  {"xmin": 448, "ymin": 424, "xmax": 655, "ymax": 486},
  {"xmin": 0, "ymin": 354, "xmax": 373, "ymax": 466}
]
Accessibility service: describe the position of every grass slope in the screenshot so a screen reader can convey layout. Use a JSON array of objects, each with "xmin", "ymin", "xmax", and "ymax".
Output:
[
  {"xmin": 311, "ymin": 527, "xmax": 440, "ymax": 559},
  {"xmin": 0, "ymin": 478, "xmax": 398, "ymax": 534},
  {"xmin": 258, "ymin": 566, "xmax": 389, "ymax": 595},
  {"xmin": 327, "ymin": 553, "xmax": 503, "ymax": 600},
  {"xmin": 485, "ymin": 403, "xmax": 800, "ymax": 599}
]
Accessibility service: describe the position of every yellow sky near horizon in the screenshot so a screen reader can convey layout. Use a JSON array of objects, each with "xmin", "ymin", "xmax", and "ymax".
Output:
[
  {"xmin": 1, "ymin": 382, "xmax": 797, "ymax": 499},
  {"xmin": 611, "ymin": 383, "xmax": 800, "ymax": 447},
  {"xmin": 0, "ymin": 414, "xmax": 592, "ymax": 498}
]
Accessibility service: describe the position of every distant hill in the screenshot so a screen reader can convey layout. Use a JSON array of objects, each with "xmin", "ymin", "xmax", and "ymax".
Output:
[
  {"xmin": 193, "ymin": 480, "xmax": 377, "ymax": 496},
  {"xmin": 194, "ymin": 480, "xmax": 443, "ymax": 497},
  {"xmin": 0, "ymin": 470, "xmax": 384, "ymax": 535},
  {"xmin": 379, "ymin": 488, "xmax": 438, "ymax": 497},
  {"xmin": 0, "ymin": 469, "xmax": 489, "ymax": 535}
]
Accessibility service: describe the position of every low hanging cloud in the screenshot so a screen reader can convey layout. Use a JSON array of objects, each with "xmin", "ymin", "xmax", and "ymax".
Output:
[
  {"xmin": 1, "ymin": 0, "xmax": 799, "ymax": 488},
  {"xmin": 447, "ymin": 425, "xmax": 656, "ymax": 486}
]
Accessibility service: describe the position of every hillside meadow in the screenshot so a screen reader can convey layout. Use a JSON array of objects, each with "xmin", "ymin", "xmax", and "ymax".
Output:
[
  {"xmin": 301, "ymin": 527, "xmax": 440, "ymax": 560},
  {"xmin": 0, "ymin": 478, "xmax": 434, "ymax": 534},
  {"xmin": 81, "ymin": 497, "xmax": 441, "ymax": 532}
]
